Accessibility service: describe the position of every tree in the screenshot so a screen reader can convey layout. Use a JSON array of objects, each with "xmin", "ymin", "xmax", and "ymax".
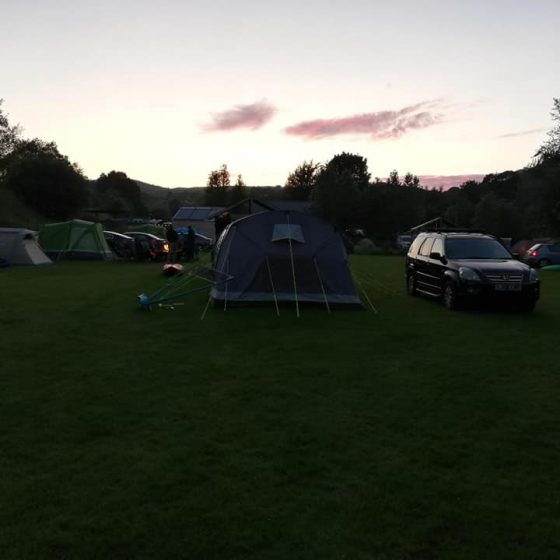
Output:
[
  {"xmin": 324, "ymin": 152, "xmax": 370, "ymax": 188},
  {"xmin": 207, "ymin": 164, "xmax": 230, "ymax": 188},
  {"xmin": 95, "ymin": 170, "xmax": 146, "ymax": 214},
  {"xmin": 472, "ymin": 193, "xmax": 522, "ymax": 238},
  {"xmin": 534, "ymin": 97, "xmax": 560, "ymax": 164},
  {"xmin": 3, "ymin": 139, "xmax": 87, "ymax": 219},
  {"xmin": 205, "ymin": 164, "xmax": 231, "ymax": 205},
  {"xmin": 387, "ymin": 170, "xmax": 400, "ymax": 186},
  {"xmin": 0, "ymin": 99, "xmax": 22, "ymax": 164},
  {"xmin": 284, "ymin": 160, "xmax": 321, "ymax": 200},
  {"xmin": 311, "ymin": 153, "xmax": 370, "ymax": 228},
  {"xmin": 229, "ymin": 173, "xmax": 248, "ymax": 204},
  {"xmin": 403, "ymin": 172, "xmax": 420, "ymax": 188},
  {"xmin": 311, "ymin": 167, "xmax": 360, "ymax": 229}
]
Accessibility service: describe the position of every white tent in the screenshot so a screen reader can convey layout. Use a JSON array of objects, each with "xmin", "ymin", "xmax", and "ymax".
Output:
[{"xmin": 0, "ymin": 228, "xmax": 52, "ymax": 265}]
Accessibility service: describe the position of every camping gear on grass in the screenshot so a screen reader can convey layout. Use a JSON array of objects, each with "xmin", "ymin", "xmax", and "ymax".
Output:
[
  {"xmin": 138, "ymin": 264, "xmax": 231, "ymax": 311},
  {"xmin": 39, "ymin": 220, "xmax": 113, "ymax": 261},
  {"xmin": 211, "ymin": 211, "xmax": 362, "ymax": 313},
  {"xmin": 0, "ymin": 228, "xmax": 52, "ymax": 266},
  {"xmin": 163, "ymin": 263, "xmax": 184, "ymax": 276}
]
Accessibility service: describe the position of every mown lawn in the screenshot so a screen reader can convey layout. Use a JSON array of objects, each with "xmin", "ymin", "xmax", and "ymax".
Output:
[{"xmin": 1, "ymin": 256, "xmax": 560, "ymax": 560}]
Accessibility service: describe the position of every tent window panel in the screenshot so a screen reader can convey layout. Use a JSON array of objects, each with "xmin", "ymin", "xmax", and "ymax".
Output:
[{"xmin": 271, "ymin": 224, "xmax": 305, "ymax": 243}]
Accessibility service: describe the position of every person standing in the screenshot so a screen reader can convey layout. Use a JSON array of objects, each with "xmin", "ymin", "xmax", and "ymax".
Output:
[
  {"xmin": 214, "ymin": 212, "xmax": 231, "ymax": 241},
  {"xmin": 184, "ymin": 225, "xmax": 196, "ymax": 261},
  {"xmin": 165, "ymin": 223, "xmax": 179, "ymax": 262}
]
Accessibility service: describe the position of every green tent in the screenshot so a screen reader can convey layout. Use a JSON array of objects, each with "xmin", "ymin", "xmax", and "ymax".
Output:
[{"xmin": 39, "ymin": 219, "xmax": 113, "ymax": 261}]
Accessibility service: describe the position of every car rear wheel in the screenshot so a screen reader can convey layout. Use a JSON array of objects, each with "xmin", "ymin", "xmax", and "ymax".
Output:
[
  {"xmin": 407, "ymin": 273, "xmax": 418, "ymax": 296},
  {"xmin": 538, "ymin": 259, "xmax": 551, "ymax": 268},
  {"xmin": 443, "ymin": 281, "xmax": 460, "ymax": 311}
]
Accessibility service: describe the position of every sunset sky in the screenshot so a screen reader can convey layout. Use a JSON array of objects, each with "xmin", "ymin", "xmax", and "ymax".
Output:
[{"xmin": 2, "ymin": 0, "xmax": 559, "ymax": 188}]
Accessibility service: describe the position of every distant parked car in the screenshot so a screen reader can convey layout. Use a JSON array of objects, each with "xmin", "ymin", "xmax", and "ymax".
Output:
[
  {"xmin": 175, "ymin": 228, "xmax": 212, "ymax": 249},
  {"xmin": 523, "ymin": 243, "xmax": 560, "ymax": 268},
  {"xmin": 193, "ymin": 232, "xmax": 212, "ymax": 249},
  {"xmin": 103, "ymin": 231, "xmax": 136, "ymax": 259},
  {"xmin": 396, "ymin": 234, "xmax": 412, "ymax": 251},
  {"xmin": 126, "ymin": 232, "xmax": 168, "ymax": 260}
]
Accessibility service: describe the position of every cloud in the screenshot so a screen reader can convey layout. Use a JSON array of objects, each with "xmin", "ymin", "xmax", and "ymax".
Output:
[
  {"xmin": 285, "ymin": 101, "xmax": 444, "ymax": 140},
  {"xmin": 418, "ymin": 175, "xmax": 485, "ymax": 190},
  {"xmin": 204, "ymin": 99, "xmax": 276, "ymax": 131},
  {"xmin": 497, "ymin": 128, "xmax": 546, "ymax": 139}
]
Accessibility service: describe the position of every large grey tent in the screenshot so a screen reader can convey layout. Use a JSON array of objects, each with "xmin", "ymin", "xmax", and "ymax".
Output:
[
  {"xmin": 0, "ymin": 228, "xmax": 52, "ymax": 265},
  {"xmin": 211, "ymin": 211, "xmax": 362, "ymax": 309}
]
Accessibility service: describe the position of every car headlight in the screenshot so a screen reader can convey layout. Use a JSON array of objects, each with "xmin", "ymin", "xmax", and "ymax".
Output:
[
  {"xmin": 458, "ymin": 267, "xmax": 480, "ymax": 281},
  {"xmin": 529, "ymin": 268, "xmax": 539, "ymax": 282}
]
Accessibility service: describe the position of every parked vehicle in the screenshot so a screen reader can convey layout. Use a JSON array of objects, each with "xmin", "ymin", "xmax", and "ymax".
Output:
[
  {"xmin": 103, "ymin": 231, "xmax": 136, "ymax": 259},
  {"xmin": 396, "ymin": 234, "xmax": 412, "ymax": 251},
  {"xmin": 405, "ymin": 231, "xmax": 540, "ymax": 311},
  {"xmin": 126, "ymin": 232, "xmax": 168, "ymax": 260},
  {"xmin": 187, "ymin": 231, "xmax": 212, "ymax": 249},
  {"xmin": 523, "ymin": 243, "xmax": 560, "ymax": 268}
]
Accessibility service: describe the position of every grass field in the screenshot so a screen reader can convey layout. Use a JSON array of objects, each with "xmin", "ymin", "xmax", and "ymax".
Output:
[{"xmin": 1, "ymin": 256, "xmax": 560, "ymax": 560}]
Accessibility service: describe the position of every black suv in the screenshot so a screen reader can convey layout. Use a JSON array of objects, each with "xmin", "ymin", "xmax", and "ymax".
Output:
[{"xmin": 405, "ymin": 231, "xmax": 540, "ymax": 311}]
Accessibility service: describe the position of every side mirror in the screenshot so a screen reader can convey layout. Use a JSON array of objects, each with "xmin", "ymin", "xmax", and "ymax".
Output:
[
  {"xmin": 513, "ymin": 252, "xmax": 520, "ymax": 260},
  {"xmin": 430, "ymin": 252, "xmax": 445, "ymax": 262}
]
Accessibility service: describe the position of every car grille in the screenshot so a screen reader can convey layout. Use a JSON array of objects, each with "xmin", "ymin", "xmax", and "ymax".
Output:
[{"xmin": 485, "ymin": 273, "xmax": 523, "ymax": 285}]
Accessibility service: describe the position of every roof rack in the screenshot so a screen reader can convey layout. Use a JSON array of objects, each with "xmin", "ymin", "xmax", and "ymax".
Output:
[{"xmin": 424, "ymin": 228, "xmax": 487, "ymax": 234}]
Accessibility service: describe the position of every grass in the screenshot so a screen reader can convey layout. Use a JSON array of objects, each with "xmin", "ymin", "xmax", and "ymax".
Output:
[{"xmin": 1, "ymin": 256, "xmax": 560, "ymax": 559}]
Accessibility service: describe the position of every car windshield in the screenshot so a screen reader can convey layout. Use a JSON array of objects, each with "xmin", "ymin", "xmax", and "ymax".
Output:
[{"xmin": 445, "ymin": 238, "xmax": 512, "ymax": 259}]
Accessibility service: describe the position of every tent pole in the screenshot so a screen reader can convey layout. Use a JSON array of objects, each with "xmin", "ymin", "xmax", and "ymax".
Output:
[
  {"xmin": 200, "ymin": 293, "xmax": 212, "ymax": 321},
  {"xmin": 287, "ymin": 214, "xmax": 300, "ymax": 318},
  {"xmin": 223, "ymin": 258, "xmax": 229, "ymax": 311},
  {"xmin": 352, "ymin": 273, "xmax": 378, "ymax": 314},
  {"xmin": 266, "ymin": 256, "xmax": 280, "ymax": 317},
  {"xmin": 313, "ymin": 258, "xmax": 331, "ymax": 314}
]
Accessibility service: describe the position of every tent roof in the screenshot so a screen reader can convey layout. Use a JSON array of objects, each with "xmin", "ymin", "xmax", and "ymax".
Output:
[
  {"xmin": 173, "ymin": 207, "xmax": 225, "ymax": 221},
  {"xmin": 212, "ymin": 210, "xmax": 361, "ymax": 308}
]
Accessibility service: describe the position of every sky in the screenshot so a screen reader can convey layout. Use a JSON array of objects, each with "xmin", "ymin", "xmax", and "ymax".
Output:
[{"xmin": 1, "ymin": 0, "xmax": 559, "ymax": 188}]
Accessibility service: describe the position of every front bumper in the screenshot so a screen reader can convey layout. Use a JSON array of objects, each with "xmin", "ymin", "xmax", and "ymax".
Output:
[{"xmin": 457, "ymin": 281, "xmax": 540, "ymax": 303}]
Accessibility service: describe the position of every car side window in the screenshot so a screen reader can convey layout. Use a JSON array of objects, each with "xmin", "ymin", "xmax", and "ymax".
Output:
[
  {"xmin": 419, "ymin": 237, "xmax": 435, "ymax": 257},
  {"xmin": 549, "ymin": 244, "xmax": 560, "ymax": 253},
  {"xmin": 431, "ymin": 238, "xmax": 444, "ymax": 257},
  {"xmin": 408, "ymin": 236, "xmax": 424, "ymax": 257}
]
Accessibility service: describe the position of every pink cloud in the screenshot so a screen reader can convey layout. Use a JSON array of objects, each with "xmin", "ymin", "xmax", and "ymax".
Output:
[
  {"xmin": 497, "ymin": 128, "xmax": 546, "ymax": 139},
  {"xmin": 418, "ymin": 175, "xmax": 485, "ymax": 190},
  {"xmin": 204, "ymin": 100, "xmax": 276, "ymax": 131},
  {"xmin": 285, "ymin": 101, "xmax": 444, "ymax": 140}
]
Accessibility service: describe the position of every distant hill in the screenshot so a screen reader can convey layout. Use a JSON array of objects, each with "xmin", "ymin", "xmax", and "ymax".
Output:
[{"xmin": 134, "ymin": 180, "xmax": 206, "ymax": 210}]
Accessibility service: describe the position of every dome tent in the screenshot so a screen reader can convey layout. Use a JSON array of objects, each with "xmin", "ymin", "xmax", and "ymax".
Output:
[
  {"xmin": 39, "ymin": 219, "xmax": 113, "ymax": 261},
  {"xmin": 211, "ymin": 211, "xmax": 362, "ymax": 310},
  {"xmin": 0, "ymin": 228, "xmax": 52, "ymax": 265}
]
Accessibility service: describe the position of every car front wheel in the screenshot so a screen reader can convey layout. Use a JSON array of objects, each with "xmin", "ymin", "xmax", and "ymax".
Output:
[{"xmin": 443, "ymin": 281, "xmax": 460, "ymax": 311}]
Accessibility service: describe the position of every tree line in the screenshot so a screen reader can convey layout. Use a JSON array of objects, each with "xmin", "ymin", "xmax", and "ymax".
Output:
[
  {"xmin": 2, "ymin": 96, "xmax": 560, "ymax": 240},
  {"xmin": 0, "ymin": 99, "xmax": 148, "ymax": 222},
  {"xmin": 207, "ymin": 98, "xmax": 560, "ymax": 241}
]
